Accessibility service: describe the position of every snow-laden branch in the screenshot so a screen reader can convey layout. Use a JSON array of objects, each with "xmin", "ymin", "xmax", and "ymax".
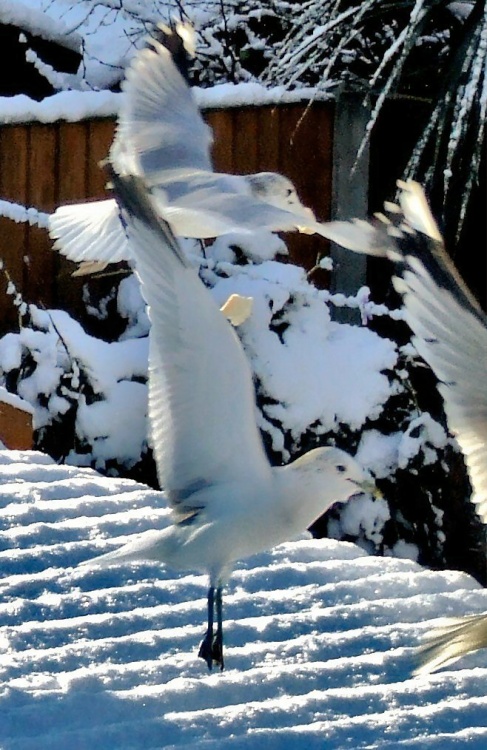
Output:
[
  {"xmin": 203, "ymin": 257, "xmax": 405, "ymax": 324},
  {"xmin": 0, "ymin": 199, "xmax": 49, "ymax": 229},
  {"xmin": 23, "ymin": 43, "xmax": 86, "ymax": 93}
]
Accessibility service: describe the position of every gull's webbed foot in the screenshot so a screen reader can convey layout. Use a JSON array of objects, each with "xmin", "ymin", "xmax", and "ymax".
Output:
[
  {"xmin": 212, "ymin": 629, "xmax": 224, "ymax": 670},
  {"xmin": 198, "ymin": 585, "xmax": 224, "ymax": 671},
  {"xmin": 198, "ymin": 630, "xmax": 224, "ymax": 671}
]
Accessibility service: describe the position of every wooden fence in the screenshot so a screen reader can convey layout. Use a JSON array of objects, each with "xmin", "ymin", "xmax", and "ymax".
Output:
[
  {"xmin": 0, "ymin": 103, "xmax": 334, "ymax": 333},
  {"xmin": 0, "ymin": 98, "xmax": 484, "ymax": 334}
]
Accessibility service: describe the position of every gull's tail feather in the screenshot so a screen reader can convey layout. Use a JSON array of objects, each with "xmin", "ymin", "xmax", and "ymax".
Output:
[
  {"xmin": 83, "ymin": 527, "xmax": 174, "ymax": 568},
  {"xmin": 414, "ymin": 612, "xmax": 487, "ymax": 675},
  {"xmin": 49, "ymin": 198, "xmax": 130, "ymax": 268}
]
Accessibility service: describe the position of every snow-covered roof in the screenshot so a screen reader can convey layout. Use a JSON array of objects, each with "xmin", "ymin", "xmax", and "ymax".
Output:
[
  {"xmin": 1, "ymin": 448, "xmax": 486, "ymax": 747},
  {"xmin": 0, "ymin": 0, "xmax": 81, "ymax": 52},
  {"xmin": 0, "ymin": 0, "xmax": 328, "ymax": 127},
  {"xmin": 1, "ymin": 0, "xmax": 178, "ymax": 91}
]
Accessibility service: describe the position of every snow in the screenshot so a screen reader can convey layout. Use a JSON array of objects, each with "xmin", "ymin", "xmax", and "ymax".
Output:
[
  {"xmin": 206, "ymin": 257, "xmax": 397, "ymax": 445},
  {"xmin": 0, "ymin": 199, "xmax": 49, "ymax": 228},
  {"xmin": 193, "ymin": 83, "xmax": 331, "ymax": 109},
  {"xmin": 0, "ymin": 385, "xmax": 33, "ymax": 414},
  {"xmin": 0, "ymin": 4, "xmax": 483, "ymax": 742},
  {"xmin": 0, "ymin": 0, "xmax": 330, "ymax": 125},
  {"xmin": 0, "ymin": 83, "xmax": 330, "ymax": 125},
  {"xmin": 0, "ymin": 448, "xmax": 487, "ymax": 749},
  {"xmin": 0, "ymin": 0, "xmax": 81, "ymax": 51},
  {"xmin": 0, "ymin": 90, "xmax": 120, "ymax": 125},
  {"xmin": 398, "ymin": 414, "xmax": 449, "ymax": 469}
]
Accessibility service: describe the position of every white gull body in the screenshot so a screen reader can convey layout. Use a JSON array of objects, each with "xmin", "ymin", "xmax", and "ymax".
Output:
[
  {"xmin": 91, "ymin": 165, "xmax": 374, "ymax": 670},
  {"xmin": 49, "ymin": 26, "xmax": 332, "ymax": 275},
  {"xmin": 325, "ymin": 179, "xmax": 487, "ymax": 674}
]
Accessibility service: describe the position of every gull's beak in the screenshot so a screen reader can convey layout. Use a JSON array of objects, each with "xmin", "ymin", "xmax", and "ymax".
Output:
[{"xmin": 349, "ymin": 477, "xmax": 383, "ymax": 499}]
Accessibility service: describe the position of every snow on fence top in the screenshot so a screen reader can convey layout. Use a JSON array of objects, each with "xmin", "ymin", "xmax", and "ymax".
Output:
[
  {"xmin": 0, "ymin": 90, "xmax": 119, "ymax": 125},
  {"xmin": 0, "ymin": 84, "xmax": 329, "ymax": 126}
]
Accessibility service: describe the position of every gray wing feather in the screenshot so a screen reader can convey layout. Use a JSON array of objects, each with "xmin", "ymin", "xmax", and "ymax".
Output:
[
  {"xmin": 114, "ymin": 39, "xmax": 213, "ymax": 182},
  {"xmin": 415, "ymin": 612, "xmax": 487, "ymax": 674},
  {"xmin": 49, "ymin": 199, "xmax": 130, "ymax": 265},
  {"xmin": 110, "ymin": 171, "xmax": 271, "ymax": 506},
  {"xmin": 325, "ymin": 181, "xmax": 487, "ymax": 523}
]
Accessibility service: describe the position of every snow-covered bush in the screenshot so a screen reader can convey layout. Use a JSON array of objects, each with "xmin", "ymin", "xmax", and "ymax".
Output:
[
  {"xmin": 0, "ymin": 290, "xmax": 152, "ymax": 481},
  {"xmin": 0, "ymin": 233, "xmax": 482, "ymax": 580}
]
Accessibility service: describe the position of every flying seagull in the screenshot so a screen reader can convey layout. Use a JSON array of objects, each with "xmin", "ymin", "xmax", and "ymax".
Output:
[
  {"xmin": 49, "ymin": 24, "xmax": 333, "ymax": 276},
  {"xmin": 89, "ymin": 164, "xmax": 376, "ymax": 671},
  {"xmin": 324, "ymin": 179, "xmax": 487, "ymax": 674}
]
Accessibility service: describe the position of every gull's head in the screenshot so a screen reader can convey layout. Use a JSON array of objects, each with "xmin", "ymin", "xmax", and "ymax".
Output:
[
  {"xmin": 276, "ymin": 446, "xmax": 380, "ymax": 540},
  {"xmin": 285, "ymin": 446, "xmax": 379, "ymax": 506},
  {"xmin": 246, "ymin": 172, "xmax": 315, "ymax": 219}
]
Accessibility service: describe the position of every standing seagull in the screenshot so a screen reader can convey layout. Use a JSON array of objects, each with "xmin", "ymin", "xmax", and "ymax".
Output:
[
  {"xmin": 49, "ymin": 24, "xmax": 332, "ymax": 275},
  {"xmin": 92, "ymin": 165, "xmax": 376, "ymax": 670},
  {"xmin": 324, "ymin": 180, "xmax": 487, "ymax": 673}
]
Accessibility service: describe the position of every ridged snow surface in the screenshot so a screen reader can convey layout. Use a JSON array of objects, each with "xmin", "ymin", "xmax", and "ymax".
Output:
[{"xmin": 1, "ymin": 450, "xmax": 487, "ymax": 749}]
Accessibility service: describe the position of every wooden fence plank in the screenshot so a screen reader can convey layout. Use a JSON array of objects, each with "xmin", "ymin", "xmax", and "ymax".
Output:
[
  {"xmin": 207, "ymin": 109, "xmax": 234, "ymax": 172},
  {"xmin": 55, "ymin": 121, "xmax": 91, "ymax": 315},
  {"xmin": 278, "ymin": 103, "xmax": 333, "ymax": 272},
  {"xmin": 0, "ymin": 125, "xmax": 28, "ymax": 328},
  {"xmin": 256, "ymin": 105, "xmax": 280, "ymax": 171},
  {"xmin": 87, "ymin": 118, "xmax": 115, "ymax": 196},
  {"xmin": 0, "ymin": 400, "xmax": 33, "ymax": 450},
  {"xmin": 57, "ymin": 121, "xmax": 89, "ymax": 201},
  {"xmin": 25, "ymin": 124, "xmax": 57, "ymax": 308},
  {"xmin": 232, "ymin": 108, "xmax": 259, "ymax": 174},
  {"xmin": 306, "ymin": 103, "xmax": 334, "ymax": 222}
]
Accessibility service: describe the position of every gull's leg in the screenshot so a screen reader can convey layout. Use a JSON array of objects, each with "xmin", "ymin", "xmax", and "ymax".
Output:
[
  {"xmin": 198, "ymin": 585, "xmax": 215, "ymax": 670},
  {"xmin": 212, "ymin": 586, "xmax": 224, "ymax": 670}
]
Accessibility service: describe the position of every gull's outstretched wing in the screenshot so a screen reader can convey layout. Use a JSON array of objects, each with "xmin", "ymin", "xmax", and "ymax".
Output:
[
  {"xmin": 153, "ymin": 181, "xmax": 323, "ymax": 238},
  {"xmin": 51, "ymin": 25, "xmax": 336, "ymax": 268},
  {"xmin": 325, "ymin": 181, "xmax": 487, "ymax": 522},
  {"xmin": 114, "ymin": 36, "xmax": 213, "ymax": 183},
  {"xmin": 109, "ymin": 169, "xmax": 271, "ymax": 507},
  {"xmin": 116, "ymin": 30, "xmax": 334, "ymax": 239},
  {"xmin": 414, "ymin": 612, "xmax": 487, "ymax": 675},
  {"xmin": 49, "ymin": 199, "xmax": 130, "ymax": 267},
  {"xmin": 391, "ymin": 233, "xmax": 487, "ymax": 523}
]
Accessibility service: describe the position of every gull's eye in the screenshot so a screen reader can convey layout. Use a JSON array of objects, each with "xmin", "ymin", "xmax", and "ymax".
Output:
[{"xmin": 336, "ymin": 464, "xmax": 347, "ymax": 474}]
